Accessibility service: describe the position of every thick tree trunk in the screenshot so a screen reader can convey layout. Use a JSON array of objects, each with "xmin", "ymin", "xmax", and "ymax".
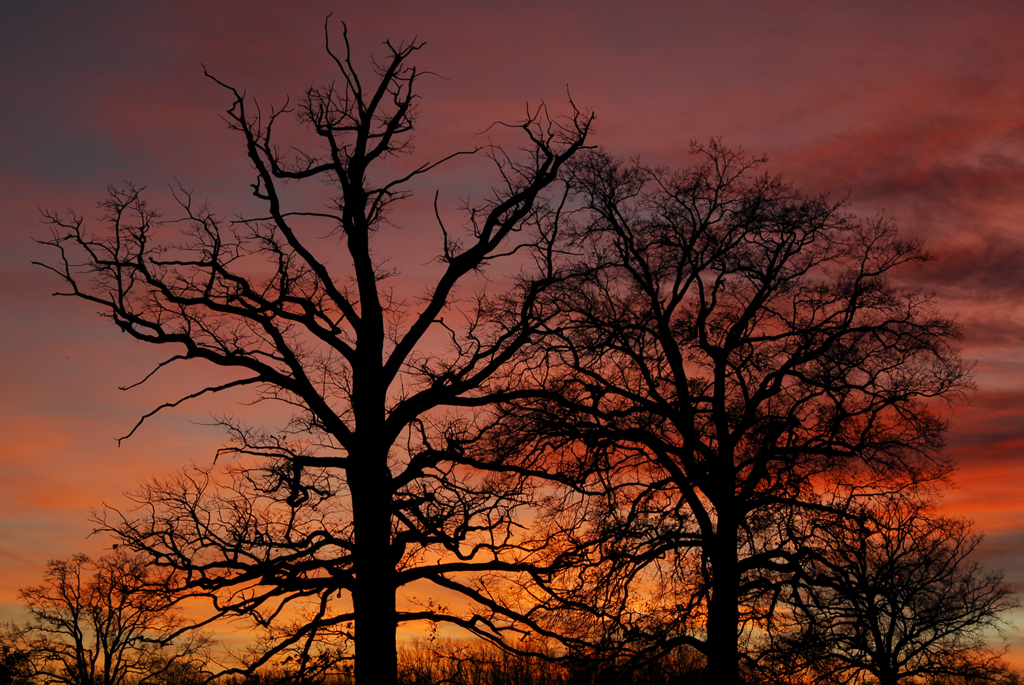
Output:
[
  {"xmin": 876, "ymin": 665, "xmax": 899, "ymax": 685},
  {"xmin": 350, "ymin": 464, "xmax": 398, "ymax": 685},
  {"xmin": 349, "ymin": 366, "xmax": 397, "ymax": 685},
  {"xmin": 349, "ymin": 302, "xmax": 398, "ymax": 685},
  {"xmin": 705, "ymin": 521, "xmax": 741, "ymax": 684}
]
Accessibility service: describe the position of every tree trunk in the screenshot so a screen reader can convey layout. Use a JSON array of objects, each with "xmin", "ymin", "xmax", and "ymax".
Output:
[
  {"xmin": 705, "ymin": 521, "xmax": 741, "ymax": 684},
  {"xmin": 350, "ymin": 463, "xmax": 398, "ymax": 685},
  {"xmin": 349, "ymin": 315, "xmax": 398, "ymax": 685},
  {"xmin": 348, "ymin": 417, "xmax": 395, "ymax": 683},
  {"xmin": 876, "ymin": 665, "xmax": 900, "ymax": 685}
]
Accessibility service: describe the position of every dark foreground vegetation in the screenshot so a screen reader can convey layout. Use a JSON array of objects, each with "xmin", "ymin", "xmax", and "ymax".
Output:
[
  {"xmin": 28, "ymin": 16, "xmax": 1018, "ymax": 685},
  {"xmin": 3, "ymin": 633, "xmax": 1021, "ymax": 685}
]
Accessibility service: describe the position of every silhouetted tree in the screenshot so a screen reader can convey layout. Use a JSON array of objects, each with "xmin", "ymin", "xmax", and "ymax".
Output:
[
  {"xmin": 494, "ymin": 141, "xmax": 969, "ymax": 682},
  {"xmin": 762, "ymin": 496, "xmax": 1017, "ymax": 685},
  {"xmin": 39, "ymin": 20, "xmax": 591, "ymax": 685},
  {"xmin": 18, "ymin": 551, "xmax": 210, "ymax": 685},
  {"xmin": 0, "ymin": 623, "xmax": 34, "ymax": 685}
]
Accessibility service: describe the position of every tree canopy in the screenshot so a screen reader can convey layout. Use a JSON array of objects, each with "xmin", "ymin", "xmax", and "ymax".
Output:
[
  {"xmin": 39, "ymin": 20, "xmax": 591, "ymax": 685},
  {"xmin": 489, "ymin": 141, "xmax": 971, "ymax": 680}
]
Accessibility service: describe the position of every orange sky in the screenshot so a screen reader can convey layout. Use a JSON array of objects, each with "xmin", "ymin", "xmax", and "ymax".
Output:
[{"xmin": 3, "ymin": 0, "xmax": 1024, "ymax": 660}]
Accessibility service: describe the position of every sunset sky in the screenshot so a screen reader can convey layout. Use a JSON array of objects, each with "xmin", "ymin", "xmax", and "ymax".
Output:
[{"xmin": 3, "ymin": 0, "xmax": 1024, "ymax": 656}]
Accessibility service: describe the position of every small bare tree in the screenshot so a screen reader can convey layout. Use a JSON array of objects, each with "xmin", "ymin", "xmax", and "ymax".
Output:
[
  {"xmin": 0, "ymin": 623, "xmax": 34, "ymax": 685},
  {"xmin": 39, "ymin": 19, "xmax": 592, "ymax": 685},
  {"xmin": 763, "ymin": 497, "xmax": 1018, "ymax": 685},
  {"xmin": 18, "ymin": 552, "xmax": 210, "ymax": 685}
]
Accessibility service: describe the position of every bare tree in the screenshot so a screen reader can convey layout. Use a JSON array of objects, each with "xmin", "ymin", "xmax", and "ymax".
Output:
[
  {"xmin": 38, "ymin": 20, "xmax": 592, "ymax": 685},
  {"xmin": 0, "ymin": 623, "xmax": 34, "ymax": 685},
  {"xmin": 494, "ymin": 141, "xmax": 970, "ymax": 682},
  {"xmin": 18, "ymin": 552, "xmax": 210, "ymax": 685},
  {"xmin": 761, "ymin": 496, "xmax": 1018, "ymax": 685}
]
